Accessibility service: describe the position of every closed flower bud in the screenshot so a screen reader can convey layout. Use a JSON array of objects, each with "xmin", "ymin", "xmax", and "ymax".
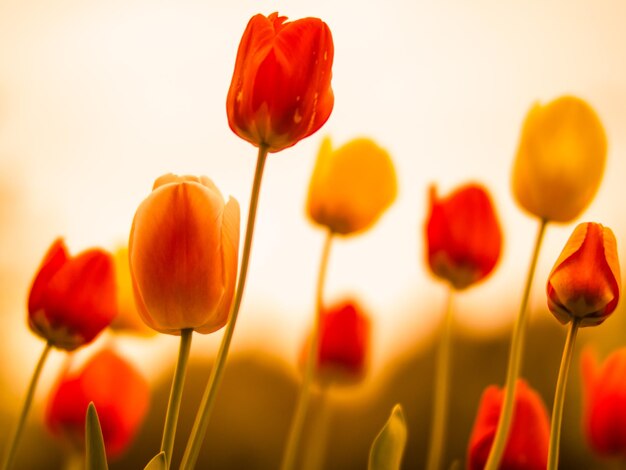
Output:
[
  {"xmin": 227, "ymin": 12, "xmax": 334, "ymax": 153},
  {"xmin": 28, "ymin": 239, "xmax": 117, "ymax": 351},
  {"xmin": 129, "ymin": 174, "xmax": 240, "ymax": 335},
  {"xmin": 109, "ymin": 247, "xmax": 155, "ymax": 336},
  {"xmin": 425, "ymin": 184, "xmax": 503, "ymax": 290},
  {"xmin": 547, "ymin": 222, "xmax": 620, "ymax": 327},
  {"xmin": 467, "ymin": 379, "xmax": 550, "ymax": 470},
  {"xmin": 307, "ymin": 137, "xmax": 397, "ymax": 235},
  {"xmin": 512, "ymin": 95, "xmax": 607, "ymax": 223},
  {"xmin": 301, "ymin": 300, "xmax": 370, "ymax": 386},
  {"xmin": 46, "ymin": 348, "xmax": 150, "ymax": 459},
  {"xmin": 582, "ymin": 348, "xmax": 626, "ymax": 457}
]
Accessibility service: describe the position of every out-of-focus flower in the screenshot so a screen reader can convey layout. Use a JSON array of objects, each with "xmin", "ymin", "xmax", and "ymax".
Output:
[
  {"xmin": 307, "ymin": 137, "xmax": 397, "ymax": 235},
  {"xmin": 109, "ymin": 247, "xmax": 155, "ymax": 336},
  {"xmin": 582, "ymin": 347, "xmax": 626, "ymax": 457},
  {"xmin": 46, "ymin": 348, "xmax": 150, "ymax": 460},
  {"xmin": 467, "ymin": 379, "xmax": 550, "ymax": 470},
  {"xmin": 547, "ymin": 222, "xmax": 620, "ymax": 327},
  {"xmin": 28, "ymin": 239, "xmax": 117, "ymax": 351},
  {"xmin": 302, "ymin": 300, "xmax": 370, "ymax": 385},
  {"xmin": 129, "ymin": 174, "xmax": 240, "ymax": 335},
  {"xmin": 511, "ymin": 95, "xmax": 607, "ymax": 223},
  {"xmin": 226, "ymin": 12, "xmax": 334, "ymax": 153},
  {"xmin": 425, "ymin": 183, "xmax": 502, "ymax": 290}
]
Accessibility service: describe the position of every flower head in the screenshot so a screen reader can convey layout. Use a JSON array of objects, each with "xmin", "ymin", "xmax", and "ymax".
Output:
[
  {"xmin": 547, "ymin": 222, "xmax": 620, "ymax": 327},
  {"xmin": 425, "ymin": 183, "xmax": 502, "ymax": 290},
  {"xmin": 512, "ymin": 95, "xmax": 607, "ymax": 223},
  {"xmin": 28, "ymin": 239, "xmax": 117, "ymax": 351},
  {"xmin": 227, "ymin": 12, "xmax": 334, "ymax": 153},
  {"xmin": 303, "ymin": 300, "xmax": 370, "ymax": 385},
  {"xmin": 307, "ymin": 137, "xmax": 397, "ymax": 235},
  {"xmin": 467, "ymin": 379, "xmax": 550, "ymax": 470},
  {"xmin": 582, "ymin": 347, "xmax": 626, "ymax": 457},
  {"xmin": 46, "ymin": 348, "xmax": 150, "ymax": 460},
  {"xmin": 129, "ymin": 174, "xmax": 240, "ymax": 335}
]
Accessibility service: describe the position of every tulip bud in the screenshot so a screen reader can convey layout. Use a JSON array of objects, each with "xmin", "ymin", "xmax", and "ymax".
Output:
[
  {"xmin": 129, "ymin": 174, "xmax": 240, "ymax": 335},
  {"xmin": 467, "ymin": 379, "xmax": 550, "ymax": 470},
  {"xmin": 512, "ymin": 95, "xmax": 607, "ymax": 223},
  {"xmin": 547, "ymin": 222, "xmax": 620, "ymax": 327},
  {"xmin": 109, "ymin": 247, "xmax": 155, "ymax": 336},
  {"xmin": 311, "ymin": 300, "xmax": 370, "ymax": 385},
  {"xmin": 307, "ymin": 137, "xmax": 397, "ymax": 235},
  {"xmin": 28, "ymin": 239, "xmax": 117, "ymax": 351},
  {"xmin": 425, "ymin": 184, "xmax": 503, "ymax": 290},
  {"xmin": 227, "ymin": 12, "xmax": 334, "ymax": 153},
  {"xmin": 46, "ymin": 348, "xmax": 150, "ymax": 459},
  {"xmin": 581, "ymin": 348, "xmax": 626, "ymax": 457}
]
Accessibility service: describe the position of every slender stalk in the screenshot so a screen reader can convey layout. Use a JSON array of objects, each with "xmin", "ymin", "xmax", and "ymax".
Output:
[
  {"xmin": 281, "ymin": 229, "xmax": 334, "ymax": 470},
  {"xmin": 161, "ymin": 328, "xmax": 193, "ymax": 468},
  {"xmin": 1, "ymin": 341, "xmax": 52, "ymax": 470},
  {"xmin": 484, "ymin": 218, "xmax": 548, "ymax": 470},
  {"xmin": 180, "ymin": 145, "xmax": 269, "ymax": 470},
  {"xmin": 301, "ymin": 387, "xmax": 331, "ymax": 470},
  {"xmin": 425, "ymin": 288, "xmax": 455, "ymax": 470},
  {"xmin": 547, "ymin": 319, "xmax": 580, "ymax": 470}
]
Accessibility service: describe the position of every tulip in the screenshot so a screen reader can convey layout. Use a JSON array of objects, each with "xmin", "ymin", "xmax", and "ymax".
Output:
[
  {"xmin": 46, "ymin": 348, "xmax": 150, "ymax": 459},
  {"xmin": 582, "ymin": 348, "xmax": 626, "ymax": 457},
  {"xmin": 511, "ymin": 95, "xmax": 607, "ymax": 223},
  {"xmin": 307, "ymin": 137, "xmax": 397, "ymax": 235},
  {"xmin": 109, "ymin": 247, "xmax": 155, "ymax": 336},
  {"xmin": 312, "ymin": 300, "xmax": 370, "ymax": 385},
  {"xmin": 28, "ymin": 239, "xmax": 117, "ymax": 351},
  {"xmin": 546, "ymin": 222, "xmax": 620, "ymax": 327},
  {"xmin": 467, "ymin": 379, "xmax": 550, "ymax": 470},
  {"xmin": 425, "ymin": 183, "xmax": 502, "ymax": 290},
  {"xmin": 129, "ymin": 174, "xmax": 240, "ymax": 335},
  {"xmin": 226, "ymin": 12, "xmax": 334, "ymax": 153}
]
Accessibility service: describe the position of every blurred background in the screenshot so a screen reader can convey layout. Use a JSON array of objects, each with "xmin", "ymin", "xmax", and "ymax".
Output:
[{"xmin": 1, "ymin": 0, "xmax": 626, "ymax": 468}]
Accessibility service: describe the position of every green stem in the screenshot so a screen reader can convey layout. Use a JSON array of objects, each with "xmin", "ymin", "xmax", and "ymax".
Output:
[
  {"xmin": 425, "ymin": 288, "xmax": 455, "ymax": 470},
  {"xmin": 484, "ymin": 218, "xmax": 548, "ymax": 470},
  {"xmin": 161, "ymin": 328, "xmax": 193, "ymax": 468},
  {"xmin": 280, "ymin": 229, "xmax": 334, "ymax": 470},
  {"xmin": 547, "ymin": 319, "xmax": 580, "ymax": 470},
  {"xmin": 301, "ymin": 387, "xmax": 331, "ymax": 470},
  {"xmin": 180, "ymin": 145, "xmax": 269, "ymax": 470},
  {"xmin": 1, "ymin": 341, "xmax": 52, "ymax": 470}
]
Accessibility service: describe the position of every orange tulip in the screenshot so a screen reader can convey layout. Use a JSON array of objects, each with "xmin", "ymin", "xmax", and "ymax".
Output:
[
  {"xmin": 129, "ymin": 174, "xmax": 240, "ymax": 335},
  {"xmin": 547, "ymin": 222, "xmax": 620, "ymax": 327},
  {"xmin": 301, "ymin": 300, "xmax": 370, "ymax": 385},
  {"xmin": 582, "ymin": 348, "xmax": 626, "ymax": 457},
  {"xmin": 307, "ymin": 137, "xmax": 397, "ymax": 235},
  {"xmin": 28, "ymin": 239, "xmax": 117, "ymax": 351},
  {"xmin": 46, "ymin": 348, "xmax": 149, "ymax": 459},
  {"xmin": 109, "ymin": 247, "xmax": 155, "ymax": 336},
  {"xmin": 425, "ymin": 184, "xmax": 503, "ymax": 290},
  {"xmin": 467, "ymin": 380, "xmax": 550, "ymax": 470},
  {"xmin": 226, "ymin": 12, "xmax": 334, "ymax": 153}
]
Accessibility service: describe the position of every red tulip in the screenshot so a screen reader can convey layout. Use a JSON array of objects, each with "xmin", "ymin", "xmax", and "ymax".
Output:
[
  {"xmin": 28, "ymin": 239, "xmax": 117, "ymax": 351},
  {"xmin": 425, "ymin": 184, "xmax": 503, "ymax": 290},
  {"xmin": 226, "ymin": 12, "xmax": 334, "ymax": 153},
  {"xmin": 467, "ymin": 379, "xmax": 550, "ymax": 470},
  {"xmin": 547, "ymin": 222, "xmax": 620, "ymax": 327},
  {"xmin": 46, "ymin": 349, "xmax": 150, "ymax": 460},
  {"xmin": 582, "ymin": 347, "xmax": 626, "ymax": 457},
  {"xmin": 311, "ymin": 300, "xmax": 370, "ymax": 385}
]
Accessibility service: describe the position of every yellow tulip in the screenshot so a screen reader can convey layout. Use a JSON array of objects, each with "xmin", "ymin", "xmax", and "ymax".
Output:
[
  {"xmin": 129, "ymin": 174, "xmax": 240, "ymax": 335},
  {"xmin": 511, "ymin": 95, "xmax": 607, "ymax": 223},
  {"xmin": 307, "ymin": 137, "xmax": 397, "ymax": 235}
]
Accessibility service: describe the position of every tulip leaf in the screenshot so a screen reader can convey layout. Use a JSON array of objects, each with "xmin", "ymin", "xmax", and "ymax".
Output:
[
  {"xmin": 85, "ymin": 402, "xmax": 109, "ymax": 470},
  {"xmin": 144, "ymin": 452, "xmax": 167, "ymax": 470},
  {"xmin": 368, "ymin": 404, "xmax": 407, "ymax": 470}
]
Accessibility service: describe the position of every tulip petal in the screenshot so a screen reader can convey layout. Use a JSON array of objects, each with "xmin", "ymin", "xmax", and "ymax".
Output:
[{"xmin": 28, "ymin": 239, "xmax": 69, "ymax": 315}]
